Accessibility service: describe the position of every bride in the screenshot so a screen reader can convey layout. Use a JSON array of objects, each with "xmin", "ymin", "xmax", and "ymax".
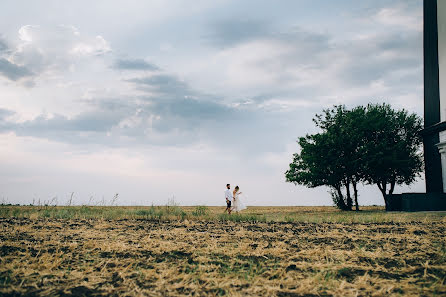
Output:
[{"xmin": 232, "ymin": 186, "xmax": 247, "ymax": 213}]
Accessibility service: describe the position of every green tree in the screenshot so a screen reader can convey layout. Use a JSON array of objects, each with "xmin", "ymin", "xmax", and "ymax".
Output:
[
  {"xmin": 361, "ymin": 104, "xmax": 423, "ymax": 206},
  {"xmin": 314, "ymin": 105, "xmax": 368, "ymax": 210},
  {"xmin": 285, "ymin": 131, "xmax": 352, "ymax": 210},
  {"xmin": 286, "ymin": 105, "xmax": 366, "ymax": 210},
  {"xmin": 286, "ymin": 103, "xmax": 423, "ymax": 210}
]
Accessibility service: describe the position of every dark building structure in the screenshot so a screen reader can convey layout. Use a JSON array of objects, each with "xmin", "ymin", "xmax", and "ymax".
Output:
[{"xmin": 387, "ymin": 0, "xmax": 446, "ymax": 211}]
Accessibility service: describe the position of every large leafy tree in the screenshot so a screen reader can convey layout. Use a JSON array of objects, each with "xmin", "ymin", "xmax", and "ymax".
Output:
[
  {"xmin": 286, "ymin": 132, "xmax": 351, "ymax": 210},
  {"xmin": 286, "ymin": 103, "xmax": 423, "ymax": 210},
  {"xmin": 314, "ymin": 106, "xmax": 367, "ymax": 210},
  {"xmin": 286, "ymin": 106, "xmax": 365, "ymax": 210},
  {"xmin": 361, "ymin": 104, "xmax": 423, "ymax": 206},
  {"xmin": 286, "ymin": 133, "xmax": 349, "ymax": 210}
]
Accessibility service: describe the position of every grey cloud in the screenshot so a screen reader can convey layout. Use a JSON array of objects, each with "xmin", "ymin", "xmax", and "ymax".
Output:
[
  {"xmin": 113, "ymin": 58, "xmax": 159, "ymax": 71},
  {"xmin": 245, "ymin": 27, "xmax": 420, "ymax": 88},
  {"xmin": 0, "ymin": 108, "xmax": 14, "ymax": 118},
  {"xmin": 0, "ymin": 108, "xmax": 15, "ymax": 132},
  {"xmin": 339, "ymin": 31, "xmax": 422, "ymax": 86},
  {"xmin": 0, "ymin": 36, "xmax": 40, "ymax": 84},
  {"xmin": 0, "ymin": 99, "xmax": 131, "ymax": 141},
  {"xmin": 206, "ymin": 15, "xmax": 421, "ymax": 89},
  {"xmin": 254, "ymin": 29, "xmax": 332, "ymax": 74},
  {"xmin": 0, "ymin": 92, "xmax": 300, "ymax": 154},
  {"xmin": 18, "ymin": 112, "xmax": 123, "ymax": 133},
  {"xmin": 206, "ymin": 19, "xmax": 271, "ymax": 48},
  {"xmin": 0, "ymin": 38, "xmax": 8, "ymax": 53},
  {"xmin": 343, "ymin": 56, "xmax": 419, "ymax": 86},
  {"xmin": 377, "ymin": 32, "xmax": 421, "ymax": 51},
  {"xmin": 278, "ymin": 28, "xmax": 330, "ymax": 50},
  {"xmin": 0, "ymin": 94, "xmax": 227, "ymax": 143},
  {"xmin": 152, "ymin": 98, "xmax": 230, "ymax": 119},
  {"xmin": 207, "ymin": 18, "xmax": 330, "ymax": 53},
  {"xmin": 127, "ymin": 74, "xmax": 193, "ymax": 96},
  {"xmin": 0, "ymin": 58, "xmax": 34, "ymax": 81},
  {"xmin": 22, "ymin": 80, "xmax": 36, "ymax": 88},
  {"xmin": 140, "ymin": 97, "xmax": 305, "ymax": 153},
  {"xmin": 286, "ymin": 29, "xmax": 419, "ymax": 87},
  {"xmin": 125, "ymin": 74, "xmax": 239, "ymax": 133},
  {"xmin": 0, "ymin": 105, "xmax": 130, "ymax": 146},
  {"xmin": 146, "ymin": 97, "xmax": 236, "ymax": 136}
]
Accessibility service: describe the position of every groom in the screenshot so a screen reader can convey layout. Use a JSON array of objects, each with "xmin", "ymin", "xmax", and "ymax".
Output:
[{"xmin": 224, "ymin": 184, "xmax": 232, "ymax": 214}]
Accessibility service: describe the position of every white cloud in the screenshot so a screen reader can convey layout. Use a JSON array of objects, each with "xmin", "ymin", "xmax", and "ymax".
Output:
[
  {"xmin": 371, "ymin": 4, "xmax": 422, "ymax": 32},
  {"xmin": 10, "ymin": 25, "xmax": 112, "ymax": 78},
  {"xmin": 70, "ymin": 35, "xmax": 111, "ymax": 56},
  {"xmin": 18, "ymin": 25, "xmax": 36, "ymax": 42}
]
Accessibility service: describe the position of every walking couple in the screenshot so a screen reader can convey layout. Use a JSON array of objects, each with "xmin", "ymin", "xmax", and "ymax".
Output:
[{"xmin": 224, "ymin": 184, "xmax": 247, "ymax": 214}]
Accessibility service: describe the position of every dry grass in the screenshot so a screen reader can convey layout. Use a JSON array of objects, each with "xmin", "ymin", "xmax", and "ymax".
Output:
[{"xmin": 1, "ymin": 206, "xmax": 445, "ymax": 296}]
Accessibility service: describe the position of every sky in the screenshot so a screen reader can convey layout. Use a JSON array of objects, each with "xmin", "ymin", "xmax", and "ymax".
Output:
[{"xmin": 0, "ymin": 0, "xmax": 426, "ymax": 206}]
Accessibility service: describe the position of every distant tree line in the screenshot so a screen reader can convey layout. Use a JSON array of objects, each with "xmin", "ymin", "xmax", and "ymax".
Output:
[{"xmin": 285, "ymin": 103, "xmax": 423, "ymax": 210}]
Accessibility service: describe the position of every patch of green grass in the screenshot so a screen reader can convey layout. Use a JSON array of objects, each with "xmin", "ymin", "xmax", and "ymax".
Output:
[
  {"xmin": 217, "ymin": 213, "xmax": 267, "ymax": 223},
  {"xmin": 1, "ymin": 205, "xmax": 445, "ymax": 223},
  {"xmin": 192, "ymin": 205, "xmax": 209, "ymax": 217}
]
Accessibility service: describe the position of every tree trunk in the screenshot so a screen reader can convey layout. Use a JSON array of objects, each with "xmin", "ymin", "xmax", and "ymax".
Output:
[
  {"xmin": 345, "ymin": 178, "xmax": 353, "ymax": 210},
  {"xmin": 377, "ymin": 181, "xmax": 389, "ymax": 207},
  {"xmin": 389, "ymin": 179, "xmax": 396, "ymax": 195},
  {"xmin": 335, "ymin": 185, "xmax": 347, "ymax": 210},
  {"xmin": 352, "ymin": 181, "xmax": 359, "ymax": 211}
]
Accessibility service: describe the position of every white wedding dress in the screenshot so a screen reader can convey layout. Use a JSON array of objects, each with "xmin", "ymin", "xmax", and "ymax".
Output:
[{"xmin": 232, "ymin": 192, "xmax": 247, "ymax": 212}]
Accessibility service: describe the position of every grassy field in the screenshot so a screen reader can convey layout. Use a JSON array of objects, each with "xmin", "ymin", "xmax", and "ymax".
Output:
[{"xmin": 1, "ymin": 205, "xmax": 445, "ymax": 296}]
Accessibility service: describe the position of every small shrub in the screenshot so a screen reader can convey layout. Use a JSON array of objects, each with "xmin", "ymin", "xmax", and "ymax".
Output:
[
  {"xmin": 53, "ymin": 209, "xmax": 74, "ymax": 219},
  {"xmin": 284, "ymin": 216, "xmax": 294, "ymax": 223},
  {"xmin": 134, "ymin": 209, "xmax": 153, "ymax": 217},
  {"xmin": 0, "ymin": 207, "xmax": 11, "ymax": 218},
  {"xmin": 42, "ymin": 209, "xmax": 52, "ymax": 218},
  {"xmin": 192, "ymin": 206, "xmax": 209, "ymax": 217},
  {"xmin": 12, "ymin": 208, "xmax": 21, "ymax": 218}
]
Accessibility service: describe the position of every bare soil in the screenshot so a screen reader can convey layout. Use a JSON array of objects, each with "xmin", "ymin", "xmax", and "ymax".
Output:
[{"xmin": 1, "ymin": 213, "xmax": 445, "ymax": 296}]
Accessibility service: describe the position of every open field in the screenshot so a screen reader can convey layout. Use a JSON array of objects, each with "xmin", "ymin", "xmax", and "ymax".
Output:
[{"xmin": 1, "ymin": 206, "xmax": 446, "ymax": 296}]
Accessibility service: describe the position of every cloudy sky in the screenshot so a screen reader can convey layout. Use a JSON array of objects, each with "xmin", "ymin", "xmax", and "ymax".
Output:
[{"xmin": 0, "ymin": 0, "xmax": 425, "ymax": 206}]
